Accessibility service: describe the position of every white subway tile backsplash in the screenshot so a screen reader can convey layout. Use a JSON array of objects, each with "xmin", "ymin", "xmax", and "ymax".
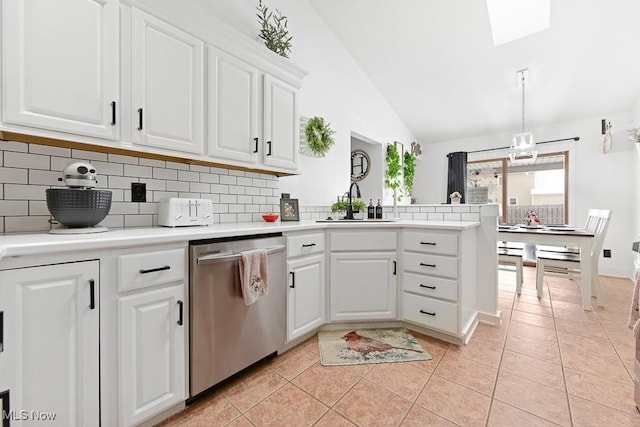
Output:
[
  {"xmin": 100, "ymin": 215, "xmax": 124, "ymax": 229},
  {"xmin": 428, "ymin": 212, "xmax": 444, "ymax": 221},
  {"xmin": 435, "ymin": 206, "xmax": 453, "ymax": 213},
  {"xmin": 178, "ymin": 170, "xmax": 199, "ymax": 182},
  {"xmin": 5, "ymin": 216, "xmax": 50, "ymax": 232},
  {"xmin": 444, "ymin": 213, "xmax": 462, "ymax": 221},
  {"xmin": 139, "ymin": 158, "xmax": 165, "ymax": 167},
  {"xmin": 200, "ymin": 194, "xmax": 220, "ymax": 203},
  {"xmin": 29, "ymin": 144, "xmax": 71, "ymax": 157},
  {"xmin": 220, "ymin": 175, "xmax": 236, "ymax": 185},
  {"xmin": 125, "ymin": 215, "xmax": 153, "ymax": 228},
  {"xmin": 190, "ymin": 182, "xmax": 210, "ymax": 193},
  {"xmin": 178, "ymin": 192, "xmax": 200, "ymax": 199},
  {"xmin": 219, "ymin": 213, "xmax": 237, "ymax": 223},
  {"xmin": 0, "ymin": 167, "xmax": 28, "ymax": 184},
  {"xmin": 462, "ymin": 213, "xmax": 480, "ymax": 221},
  {"xmin": 210, "ymin": 167, "xmax": 228, "ymax": 175},
  {"xmin": 237, "ymin": 195, "xmax": 252, "ymax": 204},
  {"xmin": 0, "ymin": 200, "xmax": 28, "ymax": 216},
  {"xmin": 139, "ymin": 202, "xmax": 158, "ymax": 215},
  {"xmin": 92, "ymin": 161, "xmax": 123, "ymax": 176},
  {"xmin": 210, "ymin": 184, "xmax": 229, "ymax": 194},
  {"xmin": 212, "ymin": 204, "xmax": 229, "ymax": 213},
  {"xmin": 110, "ymin": 189, "xmax": 125, "ymax": 202},
  {"xmin": 153, "ymin": 167, "xmax": 178, "ymax": 180},
  {"xmin": 166, "ymin": 180, "xmax": 189, "ymax": 192},
  {"xmin": 0, "ymin": 141, "xmax": 28, "ymax": 152},
  {"xmin": 5, "ymin": 184, "xmax": 48, "ymax": 200},
  {"xmin": 253, "ymin": 196, "xmax": 267, "ymax": 204},
  {"xmin": 166, "ymin": 161, "xmax": 189, "ymax": 171},
  {"xmin": 109, "ymin": 202, "xmax": 139, "ymax": 215},
  {"xmin": 229, "ymin": 204, "xmax": 245, "ymax": 213},
  {"xmin": 220, "ymin": 194, "xmax": 237, "ymax": 204},
  {"xmin": 245, "ymin": 171, "xmax": 259, "ymax": 179},
  {"xmin": 229, "ymin": 170, "xmax": 245, "ymax": 177},
  {"xmin": 124, "ymin": 164, "xmax": 153, "ymax": 178},
  {"xmin": 108, "ymin": 153, "xmax": 139, "ymax": 165},
  {"xmin": 199, "ymin": 173, "xmax": 219, "ymax": 184},
  {"xmin": 109, "ymin": 176, "xmax": 137, "ymax": 189},
  {"xmin": 189, "ymin": 164, "xmax": 209, "ymax": 173},
  {"xmin": 152, "ymin": 191, "xmax": 179, "ymax": 202},
  {"xmin": 71, "ymin": 149, "xmax": 108, "ymax": 161},
  {"xmin": 252, "ymin": 178, "xmax": 267, "ymax": 188},
  {"xmin": 28, "ymin": 200, "xmax": 49, "ymax": 216},
  {"xmin": 237, "ymin": 176, "xmax": 253, "ymax": 186},
  {"xmin": 237, "ymin": 213, "xmax": 252, "ymax": 222},
  {"xmin": 28, "ymin": 169, "xmax": 61, "ymax": 186},
  {"xmin": 228, "ymin": 185, "xmax": 245, "ymax": 195},
  {"xmin": 5, "ymin": 152, "xmax": 50, "ymax": 170},
  {"xmin": 142, "ymin": 178, "xmax": 165, "ymax": 191},
  {"xmin": 245, "ymin": 186, "xmax": 259, "ymax": 195},
  {"xmin": 0, "ymin": 151, "xmax": 3, "ymax": 166}
]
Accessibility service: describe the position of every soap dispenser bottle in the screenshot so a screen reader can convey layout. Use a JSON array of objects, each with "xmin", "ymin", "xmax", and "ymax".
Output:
[
  {"xmin": 367, "ymin": 199, "xmax": 375, "ymax": 219},
  {"xmin": 375, "ymin": 199, "xmax": 383, "ymax": 219}
]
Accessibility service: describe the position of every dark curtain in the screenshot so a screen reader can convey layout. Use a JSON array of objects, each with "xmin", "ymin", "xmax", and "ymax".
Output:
[{"xmin": 446, "ymin": 151, "xmax": 467, "ymax": 204}]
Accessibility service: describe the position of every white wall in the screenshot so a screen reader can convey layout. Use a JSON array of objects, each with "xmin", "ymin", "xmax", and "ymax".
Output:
[
  {"xmin": 633, "ymin": 97, "xmax": 640, "ymax": 246},
  {"xmin": 415, "ymin": 112, "xmax": 636, "ymax": 278}
]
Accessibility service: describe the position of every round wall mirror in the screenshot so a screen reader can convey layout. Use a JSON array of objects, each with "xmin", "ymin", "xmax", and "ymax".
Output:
[{"xmin": 351, "ymin": 150, "xmax": 371, "ymax": 181}]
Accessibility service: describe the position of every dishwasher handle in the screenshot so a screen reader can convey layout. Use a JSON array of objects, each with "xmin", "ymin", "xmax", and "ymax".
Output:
[{"xmin": 196, "ymin": 245, "xmax": 286, "ymax": 264}]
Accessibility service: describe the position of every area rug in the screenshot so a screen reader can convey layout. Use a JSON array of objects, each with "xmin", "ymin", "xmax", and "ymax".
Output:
[{"xmin": 318, "ymin": 328, "xmax": 432, "ymax": 366}]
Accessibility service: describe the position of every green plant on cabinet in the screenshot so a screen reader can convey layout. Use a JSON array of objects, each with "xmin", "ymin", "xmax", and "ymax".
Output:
[
  {"xmin": 331, "ymin": 199, "xmax": 366, "ymax": 216},
  {"xmin": 256, "ymin": 0, "xmax": 292, "ymax": 58}
]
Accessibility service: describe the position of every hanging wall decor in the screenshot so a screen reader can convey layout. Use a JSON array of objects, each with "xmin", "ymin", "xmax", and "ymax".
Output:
[{"xmin": 299, "ymin": 116, "xmax": 336, "ymax": 157}]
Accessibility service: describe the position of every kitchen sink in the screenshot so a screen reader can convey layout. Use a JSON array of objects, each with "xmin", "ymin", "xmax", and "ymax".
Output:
[{"xmin": 315, "ymin": 219, "xmax": 397, "ymax": 223}]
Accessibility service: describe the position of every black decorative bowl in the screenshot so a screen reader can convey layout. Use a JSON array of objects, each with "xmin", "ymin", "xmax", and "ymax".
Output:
[{"xmin": 46, "ymin": 189, "xmax": 112, "ymax": 228}]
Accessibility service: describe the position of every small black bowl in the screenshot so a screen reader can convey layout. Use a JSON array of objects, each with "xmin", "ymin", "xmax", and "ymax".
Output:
[{"xmin": 46, "ymin": 188, "xmax": 112, "ymax": 228}]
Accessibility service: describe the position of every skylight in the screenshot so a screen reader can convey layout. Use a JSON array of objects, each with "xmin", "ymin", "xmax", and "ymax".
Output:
[{"xmin": 486, "ymin": 0, "xmax": 550, "ymax": 46}]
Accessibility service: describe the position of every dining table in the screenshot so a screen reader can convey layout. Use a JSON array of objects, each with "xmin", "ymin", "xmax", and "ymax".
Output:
[{"xmin": 498, "ymin": 225, "xmax": 598, "ymax": 310}]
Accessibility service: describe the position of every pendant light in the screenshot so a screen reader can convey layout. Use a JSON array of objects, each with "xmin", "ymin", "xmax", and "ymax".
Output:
[{"xmin": 509, "ymin": 69, "xmax": 537, "ymax": 164}]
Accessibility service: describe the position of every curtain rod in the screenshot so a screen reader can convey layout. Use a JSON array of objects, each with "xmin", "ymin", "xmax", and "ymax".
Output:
[{"xmin": 466, "ymin": 136, "xmax": 580, "ymax": 154}]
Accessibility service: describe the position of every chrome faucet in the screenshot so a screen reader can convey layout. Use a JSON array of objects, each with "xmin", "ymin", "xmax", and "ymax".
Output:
[{"xmin": 345, "ymin": 182, "xmax": 361, "ymax": 220}]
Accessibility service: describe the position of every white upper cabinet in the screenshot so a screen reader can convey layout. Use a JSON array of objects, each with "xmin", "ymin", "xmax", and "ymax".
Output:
[
  {"xmin": 1, "ymin": 0, "xmax": 119, "ymax": 139},
  {"xmin": 208, "ymin": 47, "xmax": 259, "ymax": 164},
  {"xmin": 130, "ymin": 8, "xmax": 204, "ymax": 154},
  {"xmin": 263, "ymin": 75, "xmax": 298, "ymax": 171}
]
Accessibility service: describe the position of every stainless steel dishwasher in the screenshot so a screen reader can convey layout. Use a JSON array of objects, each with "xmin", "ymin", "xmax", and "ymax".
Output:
[{"xmin": 189, "ymin": 233, "xmax": 286, "ymax": 397}]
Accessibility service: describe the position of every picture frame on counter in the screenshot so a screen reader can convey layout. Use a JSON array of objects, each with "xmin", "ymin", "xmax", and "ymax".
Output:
[{"xmin": 280, "ymin": 198, "xmax": 300, "ymax": 221}]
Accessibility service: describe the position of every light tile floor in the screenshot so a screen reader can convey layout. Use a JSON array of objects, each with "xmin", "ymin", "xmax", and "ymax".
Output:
[{"xmin": 159, "ymin": 268, "xmax": 640, "ymax": 426}]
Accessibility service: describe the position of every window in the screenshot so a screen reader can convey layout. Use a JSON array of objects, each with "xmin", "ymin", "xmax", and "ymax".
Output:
[{"xmin": 468, "ymin": 151, "xmax": 568, "ymax": 224}]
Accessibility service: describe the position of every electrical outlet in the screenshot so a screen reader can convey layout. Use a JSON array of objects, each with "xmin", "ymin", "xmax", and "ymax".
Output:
[
  {"xmin": 131, "ymin": 182, "xmax": 146, "ymax": 202},
  {"xmin": 603, "ymin": 249, "xmax": 612, "ymax": 258}
]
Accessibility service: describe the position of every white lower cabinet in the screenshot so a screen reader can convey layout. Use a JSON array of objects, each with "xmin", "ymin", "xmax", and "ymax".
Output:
[
  {"xmin": 285, "ymin": 232, "xmax": 325, "ymax": 342},
  {"xmin": 0, "ymin": 261, "xmax": 100, "ymax": 426},
  {"xmin": 329, "ymin": 230, "xmax": 398, "ymax": 321},
  {"xmin": 114, "ymin": 244, "xmax": 188, "ymax": 426},
  {"xmin": 118, "ymin": 285, "xmax": 186, "ymax": 426},
  {"xmin": 287, "ymin": 255, "xmax": 325, "ymax": 341}
]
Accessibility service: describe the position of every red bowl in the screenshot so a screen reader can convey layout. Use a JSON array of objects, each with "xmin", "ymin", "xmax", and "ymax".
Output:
[{"xmin": 262, "ymin": 214, "xmax": 279, "ymax": 222}]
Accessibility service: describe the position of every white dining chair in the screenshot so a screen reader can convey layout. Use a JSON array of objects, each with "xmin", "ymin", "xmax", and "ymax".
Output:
[
  {"xmin": 535, "ymin": 209, "xmax": 611, "ymax": 308},
  {"xmin": 498, "ymin": 246, "xmax": 524, "ymax": 294}
]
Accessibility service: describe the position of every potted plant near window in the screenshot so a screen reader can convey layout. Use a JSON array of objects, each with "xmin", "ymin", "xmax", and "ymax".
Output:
[
  {"xmin": 449, "ymin": 191, "xmax": 462, "ymax": 204},
  {"xmin": 403, "ymin": 151, "xmax": 416, "ymax": 202},
  {"xmin": 331, "ymin": 199, "xmax": 366, "ymax": 220}
]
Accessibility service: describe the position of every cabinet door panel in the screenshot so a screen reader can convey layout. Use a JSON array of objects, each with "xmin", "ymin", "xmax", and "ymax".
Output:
[
  {"xmin": 132, "ymin": 9, "xmax": 204, "ymax": 154},
  {"xmin": 2, "ymin": 0, "xmax": 118, "ymax": 139},
  {"xmin": 0, "ymin": 261, "xmax": 100, "ymax": 427},
  {"xmin": 263, "ymin": 75, "xmax": 297, "ymax": 170},
  {"xmin": 287, "ymin": 255, "xmax": 325, "ymax": 341},
  {"xmin": 119, "ymin": 285, "xmax": 186, "ymax": 426},
  {"xmin": 330, "ymin": 252, "xmax": 396, "ymax": 321},
  {"xmin": 208, "ymin": 48, "xmax": 259, "ymax": 164}
]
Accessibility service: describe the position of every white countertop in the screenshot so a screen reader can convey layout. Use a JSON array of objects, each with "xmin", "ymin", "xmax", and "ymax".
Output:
[{"xmin": 0, "ymin": 219, "xmax": 479, "ymax": 262}]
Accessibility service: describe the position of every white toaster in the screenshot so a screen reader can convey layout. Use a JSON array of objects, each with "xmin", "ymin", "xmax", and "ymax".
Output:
[{"xmin": 158, "ymin": 198, "xmax": 214, "ymax": 227}]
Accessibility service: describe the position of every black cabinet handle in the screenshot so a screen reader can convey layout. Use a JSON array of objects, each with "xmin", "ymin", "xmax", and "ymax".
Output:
[
  {"xmin": 302, "ymin": 243, "xmax": 316, "ymax": 248},
  {"xmin": 177, "ymin": 300, "xmax": 183, "ymax": 326},
  {"xmin": 139, "ymin": 265, "xmax": 170, "ymax": 274},
  {"xmin": 253, "ymin": 137, "xmax": 259, "ymax": 153},
  {"xmin": 266, "ymin": 140, "xmax": 272, "ymax": 156},
  {"xmin": 137, "ymin": 108, "xmax": 143, "ymax": 131},
  {"xmin": 393, "ymin": 261, "xmax": 397, "ymax": 275},
  {"xmin": 89, "ymin": 279, "xmax": 96, "ymax": 310},
  {"xmin": 420, "ymin": 263, "xmax": 436, "ymax": 268},
  {"xmin": 289, "ymin": 271, "xmax": 295, "ymax": 288},
  {"xmin": 420, "ymin": 241, "xmax": 436, "ymax": 245},
  {"xmin": 111, "ymin": 101, "xmax": 116, "ymax": 126},
  {"xmin": 419, "ymin": 284, "xmax": 436, "ymax": 289},
  {"xmin": 420, "ymin": 309, "xmax": 436, "ymax": 316},
  {"xmin": 0, "ymin": 389, "xmax": 8, "ymax": 426},
  {"xmin": 0, "ymin": 311, "xmax": 4, "ymax": 352}
]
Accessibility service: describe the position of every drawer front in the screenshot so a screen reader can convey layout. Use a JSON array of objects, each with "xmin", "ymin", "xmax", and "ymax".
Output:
[
  {"xmin": 403, "ymin": 231, "xmax": 458, "ymax": 256},
  {"xmin": 403, "ymin": 252, "xmax": 458, "ymax": 279},
  {"xmin": 287, "ymin": 233, "xmax": 325, "ymax": 258},
  {"xmin": 403, "ymin": 292, "xmax": 458, "ymax": 334},
  {"xmin": 330, "ymin": 231, "xmax": 397, "ymax": 252},
  {"xmin": 403, "ymin": 272, "xmax": 458, "ymax": 302},
  {"xmin": 118, "ymin": 248, "xmax": 186, "ymax": 291}
]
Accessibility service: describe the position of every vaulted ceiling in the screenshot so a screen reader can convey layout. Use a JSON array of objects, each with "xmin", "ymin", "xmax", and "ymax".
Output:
[{"xmin": 308, "ymin": 0, "xmax": 640, "ymax": 144}]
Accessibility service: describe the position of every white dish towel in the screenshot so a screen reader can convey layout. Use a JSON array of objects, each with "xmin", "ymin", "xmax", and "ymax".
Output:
[{"xmin": 239, "ymin": 249, "xmax": 268, "ymax": 306}]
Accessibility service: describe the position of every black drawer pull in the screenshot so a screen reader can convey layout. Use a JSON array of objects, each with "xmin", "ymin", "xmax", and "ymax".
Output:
[
  {"xmin": 111, "ymin": 101, "xmax": 117, "ymax": 125},
  {"xmin": 420, "ymin": 309, "xmax": 436, "ymax": 316},
  {"xmin": 139, "ymin": 265, "xmax": 171, "ymax": 274},
  {"xmin": 177, "ymin": 300, "xmax": 184, "ymax": 326},
  {"xmin": 290, "ymin": 271, "xmax": 295, "ymax": 288},
  {"xmin": 419, "ymin": 284, "xmax": 436, "ymax": 289},
  {"xmin": 420, "ymin": 241, "xmax": 436, "ymax": 245},
  {"xmin": 302, "ymin": 243, "xmax": 316, "ymax": 248},
  {"xmin": 420, "ymin": 263, "xmax": 436, "ymax": 268},
  {"xmin": 137, "ymin": 108, "xmax": 143, "ymax": 131},
  {"xmin": 0, "ymin": 311, "xmax": 4, "ymax": 352},
  {"xmin": 266, "ymin": 140, "xmax": 272, "ymax": 156},
  {"xmin": 393, "ymin": 261, "xmax": 397, "ymax": 275},
  {"xmin": 253, "ymin": 137, "xmax": 259, "ymax": 153},
  {"xmin": 89, "ymin": 279, "xmax": 96, "ymax": 310}
]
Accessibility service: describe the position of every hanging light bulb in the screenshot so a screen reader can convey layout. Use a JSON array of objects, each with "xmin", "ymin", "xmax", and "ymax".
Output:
[{"xmin": 509, "ymin": 69, "xmax": 537, "ymax": 164}]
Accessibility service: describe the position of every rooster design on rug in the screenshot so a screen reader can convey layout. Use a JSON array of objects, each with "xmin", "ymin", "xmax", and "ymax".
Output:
[{"xmin": 341, "ymin": 331, "xmax": 424, "ymax": 355}]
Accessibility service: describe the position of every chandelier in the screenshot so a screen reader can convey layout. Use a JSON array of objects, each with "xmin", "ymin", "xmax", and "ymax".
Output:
[{"xmin": 509, "ymin": 69, "xmax": 537, "ymax": 164}]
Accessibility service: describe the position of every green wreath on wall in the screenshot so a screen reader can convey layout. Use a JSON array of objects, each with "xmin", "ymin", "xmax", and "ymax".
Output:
[{"xmin": 303, "ymin": 116, "xmax": 336, "ymax": 157}]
